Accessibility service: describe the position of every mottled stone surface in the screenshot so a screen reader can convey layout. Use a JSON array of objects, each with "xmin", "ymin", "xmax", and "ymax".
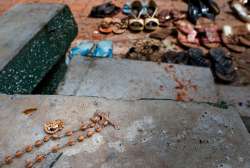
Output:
[
  {"xmin": 0, "ymin": 95, "xmax": 249, "ymax": 168},
  {"xmin": 0, "ymin": 3, "xmax": 77, "ymax": 94},
  {"xmin": 57, "ymin": 58, "xmax": 218, "ymax": 103},
  {"xmin": 217, "ymin": 85, "xmax": 250, "ymax": 117}
]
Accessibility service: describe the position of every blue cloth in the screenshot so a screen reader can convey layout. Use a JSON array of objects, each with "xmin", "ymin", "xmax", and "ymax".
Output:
[
  {"xmin": 93, "ymin": 40, "xmax": 113, "ymax": 58},
  {"xmin": 66, "ymin": 40, "xmax": 113, "ymax": 64}
]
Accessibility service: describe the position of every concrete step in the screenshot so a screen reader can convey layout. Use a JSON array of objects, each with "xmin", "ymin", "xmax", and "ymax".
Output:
[
  {"xmin": 217, "ymin": 85, "xmax": 250, "ymax": 118},
  {"xmin": 0, "ymin": 94, "xmax": 249, "ymax": 168},
  {"xmin": 57, "ymin": 58, "xmax": 218, "ymax": 103},
  {"xmin": 217, "ymin": 85, "xmax": 250, "ymax": 132},
  {"xmin": 0, "ymin": 3, "xmax": 77, "ymax": 94}
]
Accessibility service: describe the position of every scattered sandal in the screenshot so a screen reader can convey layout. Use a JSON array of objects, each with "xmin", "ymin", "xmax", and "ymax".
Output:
[
  {"xmin": 126, "ymin": 39, "xmax": 164, "ymax": 62},
  {"xmin": 197, "ymin": 23, "xmax": 221, "ymax": 48},
  {"xmin": 144, "ymin": 0, "xmax": 159, "ymax": 31},
  {"xmin": 209, "ymin": 48, "xmax": 236, "ymax": 83},
  {"xmin": 231, "ymin": 1, "xmax": 250, "ymax": 22},
  {"xmin": 162, "ymin": 48, "xmax": 210, "ymax": 67},
  {"xmin": 187, "ymin": 0, "xmax": 220, "ymax": 24},
  {"xmin": 128, "ymin": 1, "xmax": 145, "ymax": 31},
  {"xmin": 99, "ymin": 17, "xmax": 128, "ymax": 34},
  {"xmin": 157, "ymin": 9, "xmax": 186, "ymax": 27},
  {"xmin": 222, "ymin": 25, "xmax": 246, "ymax": 53},
  {"xmin": 89, "ymin": 2, "xmax": 120, "ymax": 18},
  {"xmin": 175, "ymin": 21, "xmax": 200, "ymax": 48},
  {"xmin": 187, "ymin": 48, "xmax": 210, "ymax": 67}
]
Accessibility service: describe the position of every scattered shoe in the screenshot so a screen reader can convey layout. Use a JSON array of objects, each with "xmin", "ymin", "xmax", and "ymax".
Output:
[
  {"xmin": 99, "ymin": 17, "xmax": 128, "ymax": 34},
  {"xmin": 221, "ymin": 24, "xmax": 249, "ymax": 53},
  {"xmin": 187, "ymin": 48, "xmax": 210, "ymax": 67},
  {"xmin": 187, "ymin": 0, "xmax": 220, "ymax": 24},
  {"xmin": 175, "ymin": 20, "xmax": 200, "ymax": 48},
  {"xmin": 231, "ymin": 1, "xmax": 250, "ymax": 22},
  {"xmin": 89, "ymin": 2, "xmax": 120, "ymax": 18},
  {"xmin": 209, "ymin": 48, "xmax": 236, "ymax": 83},
  {"xmin": 126, "ymin": 39, "xmax": 164, "ymax": 62},
  {"xmin": 144, "ymin": 0, "xmax": 159, "ymax": 31}
]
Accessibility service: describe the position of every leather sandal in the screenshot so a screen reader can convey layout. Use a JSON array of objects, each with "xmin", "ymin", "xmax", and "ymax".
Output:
[
  {"xmin": 144, "ymin": 0, "xmax": 159, "ymax": 31},
  {"xmin": 198, "ymin": 24, "xmax": 221, "ymax": 48},
  {"xmin": 222, "ymin": 25, "xmax": 246, "ymax": 53},
  {"xmin": 128, "ymin": 1, "xmax": 145, "ymax": 31},
  {"xmin": 175, "ymin": 21, "xmax": 200, "ymax": 48}
]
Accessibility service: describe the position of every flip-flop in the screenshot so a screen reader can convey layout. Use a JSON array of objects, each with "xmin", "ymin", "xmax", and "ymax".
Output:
[
  {"xmin": 209, "ymin": 48, "xmax": 236, "ymax": 83},
  {"xmin": 221, "ymin": 25, "xmax": 246, "ymax": 53},
  {"xmin": 199, "ymin": 25, "xmax": 221, "ymax": 48},
  {"xmin": 177, "ymin": 31, "xmax": 200, "ymax": 48}
]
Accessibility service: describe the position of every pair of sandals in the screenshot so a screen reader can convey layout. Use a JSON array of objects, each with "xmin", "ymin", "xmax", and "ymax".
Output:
[
  {"xmin": 175, "ymin": 20, "xmax": 221, "ymax": 49},
  {"xmin": 162, "ymin": 48, "xmax": 210, "ymax": 67},
  {"xmin": 99, "ymin": 17, "xmax": 128, "ymax": 34},
  {"xmin": 128, "ymin": 0, "xmax": 159, "ymax": 31}
]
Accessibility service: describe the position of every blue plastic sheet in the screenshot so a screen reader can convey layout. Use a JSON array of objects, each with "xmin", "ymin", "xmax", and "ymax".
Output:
[{"xmin": 66, "ymin": 40, "xmax": 113, "ymax": 64}]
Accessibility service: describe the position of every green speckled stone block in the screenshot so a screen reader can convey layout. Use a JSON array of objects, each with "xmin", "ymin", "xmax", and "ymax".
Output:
[{"xmin": 0, "ymin": 3, "xmax": 78, "ymax": 94}]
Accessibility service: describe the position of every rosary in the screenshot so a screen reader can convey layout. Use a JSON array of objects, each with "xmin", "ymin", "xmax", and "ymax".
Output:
[{"xmin": 0, "ymin": 111, "xmax": 118, "ymax": 168}]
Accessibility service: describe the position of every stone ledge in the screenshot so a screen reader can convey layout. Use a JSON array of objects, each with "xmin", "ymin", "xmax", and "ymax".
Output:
[{"xmin": 0, "ymin": 3, "xmax": 78, "ymax": 94}]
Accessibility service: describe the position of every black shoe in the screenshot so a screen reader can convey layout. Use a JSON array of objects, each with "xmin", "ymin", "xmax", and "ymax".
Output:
[
  {"xmin": 188, "ymin": 48, "xmax": 210, "ymax": 67},
  {"xmin": 209, "ymin": 48, "xmax": 236, "ymax": 83}
]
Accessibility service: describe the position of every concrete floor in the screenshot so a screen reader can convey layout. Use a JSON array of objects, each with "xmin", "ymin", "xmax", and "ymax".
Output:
[{"xmin": 0, "ymin": 94, "xmax": 250, "ymax": 168}]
